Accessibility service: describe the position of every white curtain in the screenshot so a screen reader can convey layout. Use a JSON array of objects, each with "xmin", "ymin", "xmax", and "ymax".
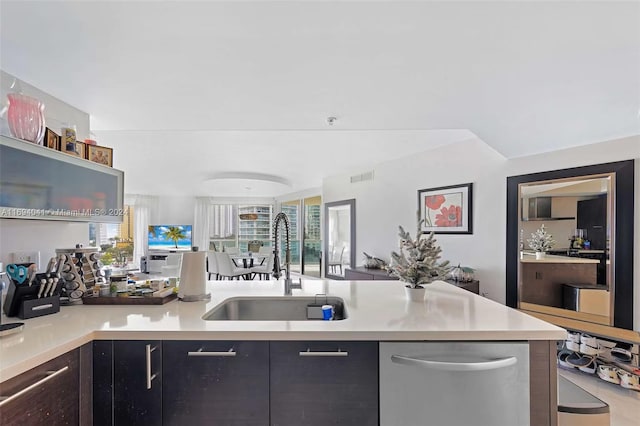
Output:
[
  {"xmin": 194, "ymin": 197, "xmax": 212, "ymax": 252},
  {"xmin": 125, "ymin": 194, "xmax": 159, "ymax": 265}
]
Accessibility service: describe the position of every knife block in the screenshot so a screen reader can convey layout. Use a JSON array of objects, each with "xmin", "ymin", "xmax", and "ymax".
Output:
[
  {"xmin": 2, "ymin": 273, "xmax": 64, "ymax": 318},
  {"xmin": 18, "ymin": 295, "xmax": 60, "ymax": 319}
]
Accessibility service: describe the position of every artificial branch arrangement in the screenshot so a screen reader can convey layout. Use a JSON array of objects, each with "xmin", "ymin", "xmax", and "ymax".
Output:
[
  {"xmin": 527, "ymin": 224, "xmax": 555, "ymax": 253},
  {"xmin": 388, "ymin": 218, "xmax": 451, "ymax": 288}
]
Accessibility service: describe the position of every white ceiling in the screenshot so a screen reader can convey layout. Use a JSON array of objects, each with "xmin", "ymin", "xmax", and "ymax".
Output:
[{"xmin": 1, "ymin": 1, "xmax": 639, "ymax": 197}]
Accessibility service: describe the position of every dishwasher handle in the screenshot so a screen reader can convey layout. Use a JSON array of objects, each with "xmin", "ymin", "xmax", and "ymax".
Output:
[{"xmin": 391, "ymin": 354, "xmax": 517, "ymax": 372}]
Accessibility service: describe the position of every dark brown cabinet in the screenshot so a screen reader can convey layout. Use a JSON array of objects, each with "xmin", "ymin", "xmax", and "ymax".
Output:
[
  {"xmin": 92, "ymin": 340, "xmax": 378, "ymax": 425},
  {"xmin": 162, "ymin": 341, "xmax": 269, "ymax": 425},
  {"xmin": 345, "ymin": 267, "xmax": 396, "ymax": 280},
  {"xmin": 345, "ymin": 267, "xmax": 480, "ymax": 294},
  {"xmin": 112, "ymin": 341, "xmax": 162, "ymax": 426},
  {"xmin": 270, "ymin": 341, "xmax": 379, "ymax": 426},
  {"xmin": 93, "ymin": 341, "xmax": 113, "ymax": 426},
  {"xmin": 577, "ymin": 196, "xmax": 607, "ymax": 250},
  {"xmin": 0, "ymin": 348, "xmax": 80, "ymax": 426},
  {"xmin": 577, "ymin": 195, "xmax": 608, "ymax": 284}
]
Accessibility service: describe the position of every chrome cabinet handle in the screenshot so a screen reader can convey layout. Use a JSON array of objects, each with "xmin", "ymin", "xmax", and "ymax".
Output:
[
  {"xmin": 187, "ymin": 348, "xmax": 236, "ymax": 357},
  {"xmin": 0, "ymin": 366, "xmax": 69, "ymax": 407},
  {"xmin": 391, "ymin": 354, "xmax": 517, "ymax": 371},
  {"xmin": 146, "ymin": 344, "xmax": 158, "ymax": 390},
  {"xmin": 299, "ymin": 349, "xmax": 348, "ymax": 357}
]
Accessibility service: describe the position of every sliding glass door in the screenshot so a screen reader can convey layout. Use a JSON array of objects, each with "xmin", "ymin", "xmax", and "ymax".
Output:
[{"xmin": 302, "ymin": 196, "xmax": 321, "ymax": 277}]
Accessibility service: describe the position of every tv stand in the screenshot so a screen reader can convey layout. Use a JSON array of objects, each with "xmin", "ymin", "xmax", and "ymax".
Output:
[{"xmin": 147, "ymin": 253, "xmax": 168, "ymax": 273}]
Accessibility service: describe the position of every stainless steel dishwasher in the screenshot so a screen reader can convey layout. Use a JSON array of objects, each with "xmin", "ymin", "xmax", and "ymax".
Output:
[{"xmin": 380, "ymin": 342, "xmax": 530, "ymax": 426}]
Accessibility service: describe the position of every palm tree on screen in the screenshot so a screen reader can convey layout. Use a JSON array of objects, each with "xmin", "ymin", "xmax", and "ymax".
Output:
[{"xmin": 163, "ymin": 227, "xmax": 186, "ymax": 249}]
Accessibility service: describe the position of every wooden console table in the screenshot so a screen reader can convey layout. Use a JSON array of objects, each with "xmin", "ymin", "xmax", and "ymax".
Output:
[{"xmin": 344, "ymin": 267, "xmax": 480, "ymax": 294}]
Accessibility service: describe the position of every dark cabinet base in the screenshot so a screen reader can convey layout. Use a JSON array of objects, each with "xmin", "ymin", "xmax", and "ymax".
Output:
[
  {"xmin": 345, "ymin": 267, "xmax": 480, "ymax": 294},
  {"xmin": 270, "ymin": 341, "xmax": 379, "ymax": 426},
  {"xmin": 162, "ymin": 341, "xmax": 269, "ymax": 426},
  {"xmin": 0, "ymin": 348, "xmax": 80, "ymax": 426}
]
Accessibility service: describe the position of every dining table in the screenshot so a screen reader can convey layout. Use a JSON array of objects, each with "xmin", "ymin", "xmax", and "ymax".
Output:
[{"xmin": 229, "ymin": 253, "xmax": 268, "ymax": 279}]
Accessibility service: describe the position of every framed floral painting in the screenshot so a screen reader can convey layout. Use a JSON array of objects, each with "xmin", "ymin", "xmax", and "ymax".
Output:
[{"xmin": 418, "ymin": 183, "xmax": 473, "ymax": 234}]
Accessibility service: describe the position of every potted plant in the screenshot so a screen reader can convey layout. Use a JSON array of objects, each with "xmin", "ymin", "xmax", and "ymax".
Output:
[
  {"xmin": 388, "ymin": 219, "xmax": 451, "ymax": 301},
  {"xmin": 527, "ymin": 224, "xmax": 555, "ymax": 259}
]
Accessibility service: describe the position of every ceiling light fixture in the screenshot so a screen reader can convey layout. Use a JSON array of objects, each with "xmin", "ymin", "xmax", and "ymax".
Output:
[{"xmin": 202, "ymin": 172, "xmax": 292, "ymax": 197}]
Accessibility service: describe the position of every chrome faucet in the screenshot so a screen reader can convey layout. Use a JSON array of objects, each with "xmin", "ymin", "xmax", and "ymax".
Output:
[{"xmin": 272, "ymin": 212, "xmax": 301, "ymax": 295}]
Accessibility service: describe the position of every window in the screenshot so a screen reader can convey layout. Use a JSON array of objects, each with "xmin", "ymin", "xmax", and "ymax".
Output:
[
  {"xmin": 89, "ymin": 205, "xmax": 134, "ymax": 267},
  {"xmin": 207, "ymin": 204, "xmax": 273, "ymax": 251},
  {"xmin": 209, "ymin": 204, "xmax": 237, "ymax": 251}
]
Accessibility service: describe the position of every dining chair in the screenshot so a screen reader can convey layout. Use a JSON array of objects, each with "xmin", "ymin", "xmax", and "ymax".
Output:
[
  {"xmin": 328, "ymin": 246, "xmax": 345, "ymax": 275},
  {"xmin": 206, "ymin": 251, "xmax": 219, "ymax": 280},
  {"xmin": 215, "ymin": 252, "xmax": 246, "ymax": 280},
  {"xmin": 250, "ymin": 253, "xmax": 275, "ymax": 280},
  {"xmin": 224, "ymin": 246, "xmax": 240, "ymax": 255}
]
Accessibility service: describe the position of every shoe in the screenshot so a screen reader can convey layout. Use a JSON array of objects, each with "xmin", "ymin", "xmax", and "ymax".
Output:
[
  {"xmin": 597, "ymin": 364, "xmax": 621, "ymax": 384},
  {"xmin": 617, "ymin": 370, "xmax": 640, "ymax": 391},
  {"xmin": 580, "ymin": 334, "xmax": 598, "ymax": 347},
  {"xmin": 557, "ymin": 350, "xmax": 576, "ymax": 370},
  {"xmin": 566, "ymin": 352, "xmax": 595, "ymax": 368},
  {"xmin": 610, "ymin": 344, "xmax": 633, "ymax": 363},
  {"xmin": 566, "ymin": 332, "xmax": 581, "ymax": 351},
  {"xmin": 580, "ymin": 341, "xmax": 604, "ymax": 356},
  {"xmin": 578, "ymin": 357, "xmax": 598, "ymax": 374}
]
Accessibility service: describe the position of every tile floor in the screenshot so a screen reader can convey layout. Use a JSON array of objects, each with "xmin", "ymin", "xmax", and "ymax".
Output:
[{"xmin": 558, "ymin": 367, "xmax": 640, "ymax": 426}]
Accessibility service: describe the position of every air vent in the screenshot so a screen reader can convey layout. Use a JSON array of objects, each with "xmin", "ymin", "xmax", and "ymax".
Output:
[{"xmin": 350, "ymin": 171, "xmax": 374, "ymax": 184}]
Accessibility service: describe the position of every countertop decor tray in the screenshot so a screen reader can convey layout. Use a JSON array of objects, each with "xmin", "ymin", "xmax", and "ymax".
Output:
[{"xmin": 82, "ymin": 293, "xmax": 177, "ymax": 305}]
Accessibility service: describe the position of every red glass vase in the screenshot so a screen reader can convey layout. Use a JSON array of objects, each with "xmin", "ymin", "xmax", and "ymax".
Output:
[{"xmin": 7, "ymin": 93, "xmax": 46, "ymax": 144}]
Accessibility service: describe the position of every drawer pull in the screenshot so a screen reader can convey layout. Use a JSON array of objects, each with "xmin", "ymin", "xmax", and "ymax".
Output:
[
  {"xmin": 146, "ymin": 344, "xmax": 158, "ymax": 390},
  {"xmin": 299, "ymin": 349, "xmax": 348, "ymax": 357},
  {"xmin": 391, "ymin": 354, "xmax": 517, "ymax": 372},
  {"xmin": 187, "ymin": 348, "xmax": 236, "ymax": 357},
  {"xmin": 0, "ymin": 366, "xmax": 69, "ymax": 407}
]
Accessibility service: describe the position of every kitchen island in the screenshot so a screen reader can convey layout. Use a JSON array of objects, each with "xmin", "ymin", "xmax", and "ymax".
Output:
[
  {"xmin": 1, "ymin": 280, "xmax": 565, "ymax": 425},
  {"xmin": 520, "ymin": 253, "xmax": 601, "ymax": 310}
]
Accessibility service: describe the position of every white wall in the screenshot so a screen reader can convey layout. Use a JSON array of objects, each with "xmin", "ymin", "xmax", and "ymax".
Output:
[
  {"xmin": 0, "ymin": 219, "xmax": 89, "ymax": 269},
  {"xmin": 323, "ymin": 135, "xmax": 640, "ymax": 330},
  {"xmin": 153, "ymin": 196, "xmax": 196, "ymax": 225},
  {"xmin": 0, "ymin": 70, "xmax": 92, "ymax": 271}
]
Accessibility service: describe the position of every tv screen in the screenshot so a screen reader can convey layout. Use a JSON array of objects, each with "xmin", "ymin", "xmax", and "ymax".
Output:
[{"xmin": 148, "ymin": 225, "xmax": 192, "ymax": 250}]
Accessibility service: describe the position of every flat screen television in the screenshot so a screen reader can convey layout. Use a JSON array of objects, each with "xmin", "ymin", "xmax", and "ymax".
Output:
[{"xmin": 148, "ymin": 225, "xmax": 192, "ymax": 251}]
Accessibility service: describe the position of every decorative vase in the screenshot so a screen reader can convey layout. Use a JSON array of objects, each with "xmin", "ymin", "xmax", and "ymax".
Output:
[
  {"xmin": 535, "ymin": 252, "xmax": 546, "ymax": 260},
  {"xmin": 404, "ymin": 285, "xmax": 427, "ymax": 302},
  {"xmin": 7, "ymin": 93, "xmax": 46, "ymax": 144}
]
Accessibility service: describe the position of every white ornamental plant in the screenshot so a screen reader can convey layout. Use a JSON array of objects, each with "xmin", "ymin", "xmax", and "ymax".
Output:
[{"xmin": 527, "ymin": 224, "xmax": 555, "ymax": 253}]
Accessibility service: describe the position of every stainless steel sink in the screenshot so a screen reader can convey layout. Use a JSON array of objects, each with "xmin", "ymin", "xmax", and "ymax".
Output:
[{"xmin": 202, "ymin": 296, "xmax": 348, "ymax": 321}]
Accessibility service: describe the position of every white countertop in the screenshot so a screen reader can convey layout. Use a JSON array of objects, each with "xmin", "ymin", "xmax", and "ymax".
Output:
[
  {"xmin": 0, "ymin": 280, "xmax": 565, "ymax": 382},
  {"xmin": 520, "ymin": 254, "xmax": 600, "ymax": 264}
]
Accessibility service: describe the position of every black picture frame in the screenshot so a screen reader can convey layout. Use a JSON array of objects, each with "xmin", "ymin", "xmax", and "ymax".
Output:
[{"xmin": 417, "ymin": 183, "xmax": 473, "ymax": 234}]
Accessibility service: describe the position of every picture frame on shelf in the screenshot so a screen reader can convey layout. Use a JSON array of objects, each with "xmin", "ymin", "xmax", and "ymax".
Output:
[
  {"xmin": 44, "ymin": 128, "xmax": 60, "ymax": 150},
  {"xmin": 86, "ymin": 144, "xmax": 113, "ymax": 167},
  {"xmin": 418, "ymin": 182, "xmax": 473, "ymax": 234},
  {"xmin": 61, "ymin": 139, "xmax": 85, "ymax": 159}
]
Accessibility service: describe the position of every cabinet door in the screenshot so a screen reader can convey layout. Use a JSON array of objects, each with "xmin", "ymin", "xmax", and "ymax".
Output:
[
  {"xmin": 113, "ymin": 340, "xmax": 162, "ymax": 426},
  {"xmin": 162, "ymin": 341, "xmax": 269, "ymax": 426},
  {"xmin": 344, "ymin": 269, "xmax": 373, "ymax": 280},
  {"xmin": 93, "ymin": 341, "xmax": 113, "ymax": 426},
  {"xmin": 0, "ymin": 348, "xmax": 79, "ymax": 426},
  {"xmin": 270, "ymin": 341, "xmax": 378, "ymax": 426},
  {"xmin": 577, "ymin": 196, "xmax": 607, "ymax": 250}
]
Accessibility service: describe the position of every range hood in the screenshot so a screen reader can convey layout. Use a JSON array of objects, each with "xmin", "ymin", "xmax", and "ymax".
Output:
[{"xmin": 523, "ymin": 197, "xmax": 575, "ymax": 221}]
